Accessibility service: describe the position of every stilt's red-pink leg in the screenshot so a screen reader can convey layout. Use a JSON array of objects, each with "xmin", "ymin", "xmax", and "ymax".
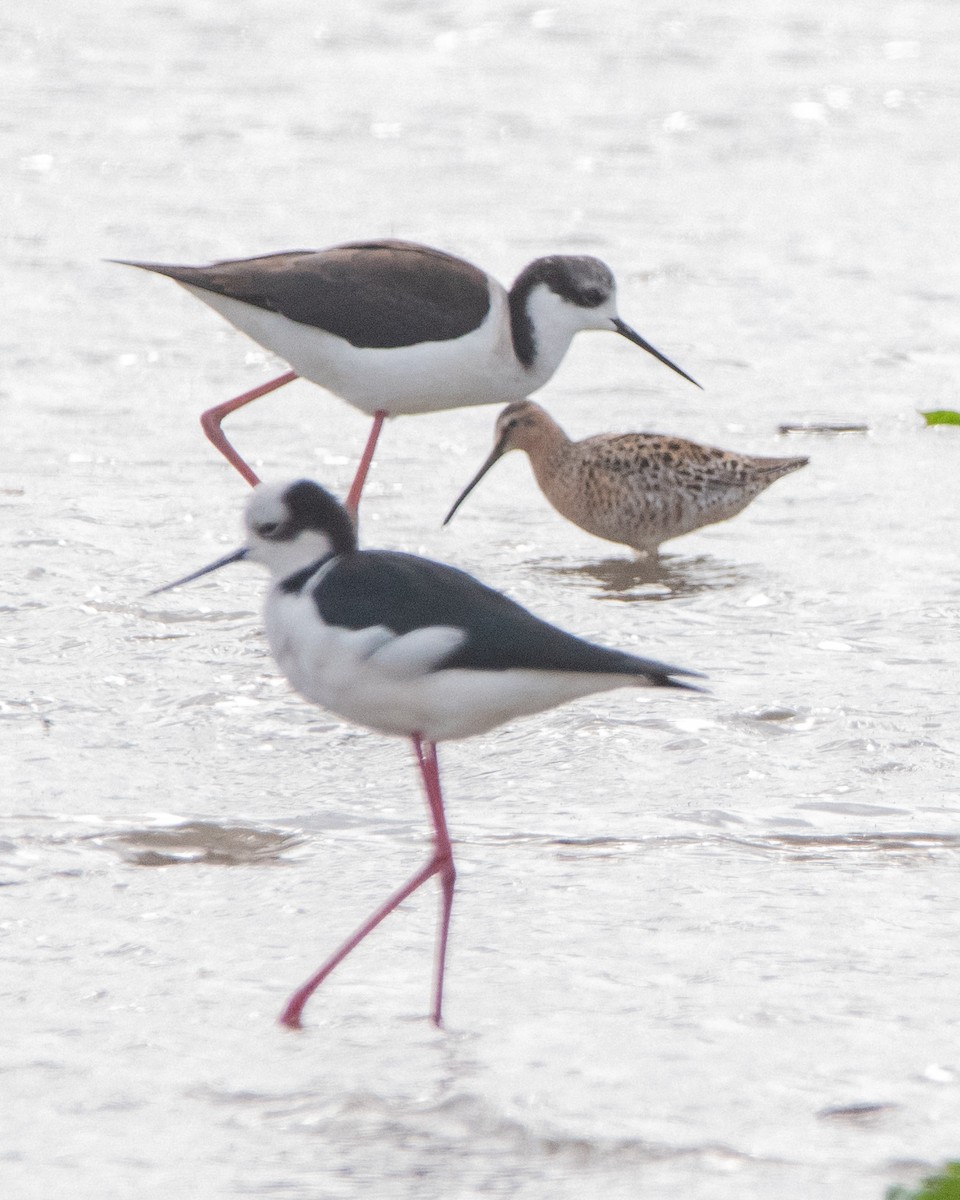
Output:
[
  {"xmin": 200, "ymin": 369, "xmax": 299, "ymax": 487},
  {"xmin": 278, "ymin": 734, "xmax": 455, "ymax": 1031},
  {"xmin": 344, "ymin": 409, "xmax": 387, "ymax": 518},
  {"xmin": 412, "ymin": 736, "xmax": 456, "ymax": 1027}
]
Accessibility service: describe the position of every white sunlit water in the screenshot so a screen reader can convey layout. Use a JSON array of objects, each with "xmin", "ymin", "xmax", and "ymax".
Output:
[{"xmin": 3, "ymin": 3, "xmax": 960, "ymax": 1199}]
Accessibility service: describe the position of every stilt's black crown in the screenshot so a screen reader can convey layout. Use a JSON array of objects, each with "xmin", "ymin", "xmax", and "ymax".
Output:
[{"xmin": 276, "ymin": 480, "xmax": 357, "ymax": 556}]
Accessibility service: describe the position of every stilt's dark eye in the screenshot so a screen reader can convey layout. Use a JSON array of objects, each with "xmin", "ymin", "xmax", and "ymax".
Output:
[{"xmin": 256, "ymin": 521, "xmax": 282, "ymax": 539}]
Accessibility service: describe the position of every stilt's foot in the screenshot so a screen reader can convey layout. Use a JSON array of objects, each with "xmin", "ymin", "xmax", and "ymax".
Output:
[{"xmin": 278, "ymin": 998, "xmax": 306, "ymax": 1030}]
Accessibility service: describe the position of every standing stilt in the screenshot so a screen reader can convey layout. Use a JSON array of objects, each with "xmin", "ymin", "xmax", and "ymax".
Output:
[{"xmin": 151, "ymin": 480, "xmax": 701, "ymax": 1028}]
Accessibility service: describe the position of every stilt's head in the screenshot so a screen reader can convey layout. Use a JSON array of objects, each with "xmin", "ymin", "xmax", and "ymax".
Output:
[
  {"xmin": 150, "ymin": 480, "xmax": 356, "ymax": 594},
  {"xmin": 511, "ymin": 255, "xmax": 701, "ymax": 389},
  {"xmin": 442, "ymin": 401, "xmax": 560, "ymax": 526},
  {"xmin": 243, "ymin": 480, "xmax": 357, "ymax": 576},
  {"xmin": 513, "ymin": 256, "xmax": 622, "ymax": 331}
]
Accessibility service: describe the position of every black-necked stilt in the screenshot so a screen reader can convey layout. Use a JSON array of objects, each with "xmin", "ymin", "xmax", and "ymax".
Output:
[
  {"xmin": 444, "ymin": 400, "xmax": 809, "ymax": 555},
  {"xmin": 152, "ymin": 479, "xmax": 702, "ymax": 1028},
  {"xmin": 117, "ymin": 239, "xmax": 701, "ymax": 514}
]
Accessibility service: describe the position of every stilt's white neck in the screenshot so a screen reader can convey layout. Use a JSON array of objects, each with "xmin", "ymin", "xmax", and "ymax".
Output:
[{"xmin": 517, "ymin": 283, "xmax": 614, "ymax": 387}]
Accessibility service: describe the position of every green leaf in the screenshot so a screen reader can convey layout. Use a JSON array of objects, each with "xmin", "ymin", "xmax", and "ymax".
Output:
[
  {"xmin": 921, "ymin": 409, "xmax": 960, "ymax": 426},
  {"xmin": 886, "ymin": 1161, "xmax": 960, "ymax": 1199}
]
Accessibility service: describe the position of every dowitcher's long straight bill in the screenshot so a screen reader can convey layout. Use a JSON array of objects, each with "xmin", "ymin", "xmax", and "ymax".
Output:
[
  {"xmin": 612, "ymin": 318, "xmax": 701, "ymax": 390},
  {"xmin": 442, "ymin": 432, "xmax": 512, "ymax": 526},
  {"xmin": 148, "ymin": 547, "xmax": 248, "ymax": 595}
]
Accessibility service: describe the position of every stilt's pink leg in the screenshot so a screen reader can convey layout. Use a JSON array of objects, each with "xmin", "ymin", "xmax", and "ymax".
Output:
[
  {"xmin": 278, "ymin": 734, "xmax": 455, "ymax": 1030},
  {"xmin": 344, "ymin": 409, "xmax": 387, "ymax": 518},
  {"xmin": 412, "ymin": 736, "xmax": 456, "ymax": 1027},
  {"xmin": 199, "ymin": 369, "xmax": 299, "ymax": 486}
]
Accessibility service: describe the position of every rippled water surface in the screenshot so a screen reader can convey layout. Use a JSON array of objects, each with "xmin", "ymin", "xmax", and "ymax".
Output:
[{"xmin": 4, "ymin": 2, "xmax": 960, "ymax": 1197}]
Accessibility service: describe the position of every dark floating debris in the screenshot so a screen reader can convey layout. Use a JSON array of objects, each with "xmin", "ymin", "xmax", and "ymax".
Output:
[
  {"xmin": 778, "ymin": 422, "xmax": 870, "ymax": 435},
  {"xmin": 817, "ymin": 1102, "xmax": 899, "ymax": 1124}
]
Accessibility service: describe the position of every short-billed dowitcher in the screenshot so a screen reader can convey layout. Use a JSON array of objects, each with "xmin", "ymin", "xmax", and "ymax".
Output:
[
  {"xmin": 116, "ymin": 241, "xmax": 699, "ymax": 514},
  {"xmin": 444, "ymin": 400, "xmax": 808, "ymax": 555}
]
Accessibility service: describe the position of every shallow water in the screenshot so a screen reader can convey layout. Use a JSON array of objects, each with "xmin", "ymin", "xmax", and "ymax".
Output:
[{"xmin": 3, "ymin": 2, "xmax": 960, "ymax": 1197}]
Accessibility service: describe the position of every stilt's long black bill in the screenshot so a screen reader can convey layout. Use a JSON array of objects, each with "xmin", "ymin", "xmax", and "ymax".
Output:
[
  {"xmin": 148, "ymin": 547, "xmax": 249, "ymax": 595},
  {"xmin": 613, "ymin": 318, "xmax": 702, "ymax": 389},
  {"xmin": 442, "ymin": 435, "xmax": 510, "ymax": 526}
]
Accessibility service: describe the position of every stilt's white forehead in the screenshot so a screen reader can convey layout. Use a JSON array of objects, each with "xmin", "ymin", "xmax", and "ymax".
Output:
[{"xmin": 244, "ymin": 481, "xmax": 295, "ymax": 531}]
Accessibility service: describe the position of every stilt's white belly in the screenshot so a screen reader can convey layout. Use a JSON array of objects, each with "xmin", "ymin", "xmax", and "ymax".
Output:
[{"xmin": 183, "ymin": 283, "xmax": 537, "ymax": 417}]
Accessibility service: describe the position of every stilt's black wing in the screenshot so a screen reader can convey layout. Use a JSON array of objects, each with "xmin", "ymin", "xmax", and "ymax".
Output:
[
  {"xmin": 312, "ymin": 550, "xmax": 703, "ymax": 688},
  {"xmin": 116, "ymin": 240, "xmax": 492, "ymax": 349}
]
